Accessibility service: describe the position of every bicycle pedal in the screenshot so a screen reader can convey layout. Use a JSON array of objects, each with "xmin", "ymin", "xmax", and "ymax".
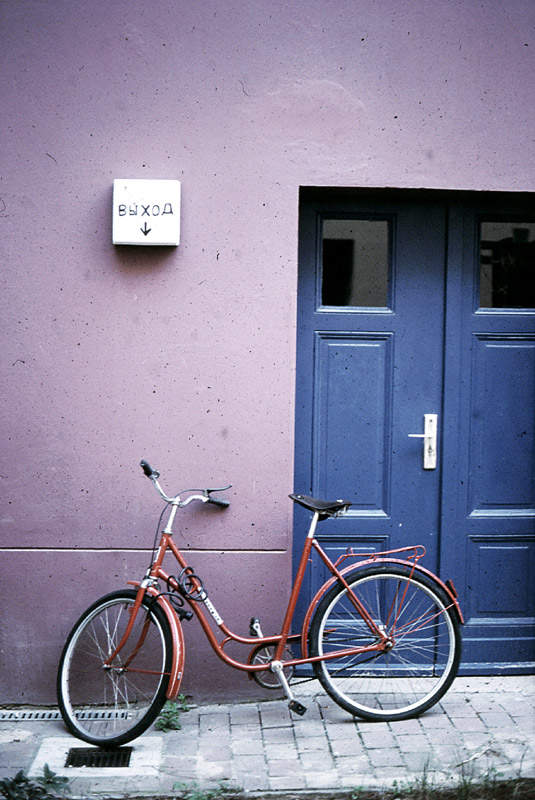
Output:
[{"xmin": 288, "ymin": 700, "xmax": 307, "ymax": 716}]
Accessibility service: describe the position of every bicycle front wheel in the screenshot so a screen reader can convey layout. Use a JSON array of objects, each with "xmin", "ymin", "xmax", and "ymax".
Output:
[
  {"xmin": 57, "ymin": 589, "xmax": 172, "ymax": 746},
  {"xmin": 309, "ymin": 565, "xmax": 462, "ymax": 721}
]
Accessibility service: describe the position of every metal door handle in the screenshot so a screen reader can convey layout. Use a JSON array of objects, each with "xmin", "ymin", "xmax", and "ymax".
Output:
[{"xmin": 408, "ymin": 413, "xmax": 438, "ymax": 470}]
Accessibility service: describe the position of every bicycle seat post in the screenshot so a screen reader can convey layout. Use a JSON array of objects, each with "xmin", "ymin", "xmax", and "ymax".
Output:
[{"xmin": 306, "ymin": 511, "xmax": 320, "ymax": 540}]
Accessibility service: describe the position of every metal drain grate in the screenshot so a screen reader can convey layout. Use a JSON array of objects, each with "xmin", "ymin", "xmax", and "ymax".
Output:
[
  {"xmin": 65, "ymin": 747, "xmax": 133, "ymax": 768},
  {"xmin": 0, "ymin": 709, "xmax": 132, "ymax": 722},
  {"xmin": 0, "ymin": 710, "xmax": 61, "ymax": 721}
]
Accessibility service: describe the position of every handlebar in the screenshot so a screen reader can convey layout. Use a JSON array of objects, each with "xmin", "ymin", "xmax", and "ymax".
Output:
[
  {"xmin": 206, "ymin": 496, "xmax": 230, "ymax": 508},
  {"xmin": 140, "ymin": 459, "xmax": 231, "ymax": 508},
  {"xmin": 140, "ymin": 459, "xmax": 159, "ymax": 479}
]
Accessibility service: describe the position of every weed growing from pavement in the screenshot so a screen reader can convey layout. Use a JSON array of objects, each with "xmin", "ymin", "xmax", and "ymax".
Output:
[
  {"xmin": 173, "ymin": 780, "xmax": 241, "ymax": 800},
  {"xmin": 349, "ymin": 775, "xmax": 535, "ymax": 800},
  {"xmin": 0, "ymin": 765, "xmax": 70, "ymax": 800},
  {"xmin": 155, "ymin": 694, "xmax": 189, "ymax": 732}
]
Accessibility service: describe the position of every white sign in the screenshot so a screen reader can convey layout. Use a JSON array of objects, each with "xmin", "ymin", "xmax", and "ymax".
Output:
[{"xmin": 113, "ymin": 179, "xmax": 181, "ymax": 245}]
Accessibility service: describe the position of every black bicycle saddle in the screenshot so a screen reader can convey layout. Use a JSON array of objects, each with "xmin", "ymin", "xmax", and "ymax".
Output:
[{"xmin": 289, "ymin": 493, "xmax": 352, "ymax": 518}]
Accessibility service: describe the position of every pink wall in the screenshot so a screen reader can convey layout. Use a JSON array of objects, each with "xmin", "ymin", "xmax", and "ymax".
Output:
[{"xmin": 1, "ymin": 0, "xmax": 534, "ymax": 702}]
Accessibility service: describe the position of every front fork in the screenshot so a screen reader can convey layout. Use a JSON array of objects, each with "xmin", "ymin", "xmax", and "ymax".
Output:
[{"xmin": 104, "ymin": 581, "xmax": 186, "ymax": 701}]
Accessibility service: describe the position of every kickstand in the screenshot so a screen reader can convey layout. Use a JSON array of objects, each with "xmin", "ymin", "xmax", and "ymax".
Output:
[{"xmin": 270, "ymin": 660, "xmax": 307, "ymax": 716}]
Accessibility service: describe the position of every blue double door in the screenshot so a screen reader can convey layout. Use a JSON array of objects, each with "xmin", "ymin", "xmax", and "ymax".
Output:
[{"xmin": 294, "ymin": 189, "xmax": 534, "ymax": 672}]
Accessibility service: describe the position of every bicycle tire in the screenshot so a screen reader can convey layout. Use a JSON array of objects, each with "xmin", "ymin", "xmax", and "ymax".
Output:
[
  {"xmin": 309, "ymin": 565, "xmax": 462, "ymax": 721},
  {"xmin": 57, "ymin": 589, "xmax": 172, "ymax": 746}
]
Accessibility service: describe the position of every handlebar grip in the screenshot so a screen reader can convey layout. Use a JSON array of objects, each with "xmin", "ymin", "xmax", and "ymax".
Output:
[
  {"xmin": 207, "ymin": 496, "xmax": 230, "ymax": 508},
  {"xmin": 140, "ymin": 459, "xmax": 155, "ymax": 477}
]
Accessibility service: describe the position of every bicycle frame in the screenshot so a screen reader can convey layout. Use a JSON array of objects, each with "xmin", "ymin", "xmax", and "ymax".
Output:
[{"xmin": 105, "ymin": 484, "xmax": 462, "ymax": 703}]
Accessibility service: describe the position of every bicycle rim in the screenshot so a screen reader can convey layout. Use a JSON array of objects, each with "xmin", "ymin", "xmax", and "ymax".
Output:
[
  {"xmin": 310, "ymin": 567, "xmax": 461, "ymax": 721},
  {"xmin": 57, "ymin": 590, "xmax": 172, "ymax": 746}
]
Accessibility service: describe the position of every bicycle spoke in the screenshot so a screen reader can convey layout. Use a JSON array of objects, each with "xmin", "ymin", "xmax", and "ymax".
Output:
[
  {"xmin": 58, "ymin": 591, "xmax": 171, "ymax": 746},
  {"xmin": 310, "ymin": 567, "xmax": 461, "ymax": 720}
]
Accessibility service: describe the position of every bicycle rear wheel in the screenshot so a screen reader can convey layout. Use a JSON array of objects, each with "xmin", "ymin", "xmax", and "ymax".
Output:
[
  {"xmin": 57, "ymin": 589, "xmax": 172, "ymax": 746},
  {"xmin": 309, "ymin": 565, "xmax": 462, "ymax": 721}
]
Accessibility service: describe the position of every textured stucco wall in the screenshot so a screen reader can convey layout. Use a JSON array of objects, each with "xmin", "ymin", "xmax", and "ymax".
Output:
[{"xmin": 1, "ymin": 0, "xmax": 533, "ymax": 702}]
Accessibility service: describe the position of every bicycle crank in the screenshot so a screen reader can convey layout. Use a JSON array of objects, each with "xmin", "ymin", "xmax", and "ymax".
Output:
[{"xmin": 270, "ymin": 660, "xmax": 307, "ymax": 716}]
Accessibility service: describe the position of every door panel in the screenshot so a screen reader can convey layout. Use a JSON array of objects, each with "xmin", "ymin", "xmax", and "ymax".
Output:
[
  {"xmin": 295, "ymin": 189, "xmax": 535, "ymax": 672},
  {"xmin": 313, "ymin": 332, "xmax": 393, "ymax": 511},
  {"xmin": 440, "ymin": 199, "xmax": 535, "ymax": 671},
  {"xmin": 294, "ymin": 193, "xmax": 446, "ymax": 619},
  {"xmin": 470, "ymin": 336, "xmax": 534, "ymax": 510}
]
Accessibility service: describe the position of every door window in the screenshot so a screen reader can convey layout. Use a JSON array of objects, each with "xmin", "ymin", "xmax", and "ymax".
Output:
[
  {"xmin": 479, "ymin": 221, "xmax": 535, "ymax": 308},
  {"xmin": 321, "ymin": 219, "xmax": 391, "ymax": 308}
]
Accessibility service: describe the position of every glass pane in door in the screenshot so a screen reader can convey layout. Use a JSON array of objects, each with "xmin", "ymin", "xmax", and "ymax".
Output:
[
  {"xmin": 321, "ymin": 219, "xmax": 390, "ymax": 307},
  {"xmin": 479, "ymin": 221, "xmax": 535, "ymax": 308}
]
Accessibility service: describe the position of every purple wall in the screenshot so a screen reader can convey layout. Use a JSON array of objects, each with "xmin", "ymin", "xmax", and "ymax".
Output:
[{"xmin": 1, "ymin": 0, "xmax": 534, "ymax": 702}]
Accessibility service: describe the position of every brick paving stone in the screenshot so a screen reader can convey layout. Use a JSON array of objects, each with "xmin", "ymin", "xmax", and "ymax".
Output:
[
  {"xmin": 367, "ymin": 747, "xmax": 404, "ymax": 769},
  {"xmin": 426, "ymin": 725, "xmax": 468, "ymax": 745},
  {"xmin": 230, "ymin": 722, "xmax": 262, "ymax": 740},
  {"xmin": 262, "ymin": 725, "xmax": 295, "ymax": 744},
  {"xmin": 403, "ymin": 751, "xmax": 437, "ymax": 772},
  {"xmin": 197, "ymin": 703, "xmax": 230, "ymax": 717},
  {"xmin": 293, "ymin": 719, "xmax": 327, "ymax": 737},
  {"xmin": 199, "ymin": 731, "xmax": 232, "ymax": 748},
  {"xmin": 396, "ymin": 733, "xmax": 431, "ymax": 753},
  {"xmin": 451, "ymin": 714, "xmax": 487, "ymax": 732},
  {"xmin": 200, "ymin": 744, "xmax": 232, "ymax": 762},
  {"xmin": 468, "ymin": 695, "xmax": 509, "ymax": 713},
  {"xmin": 442, "ymin": 699, "xmax": 476, "ymax": 717},
  {"xmin": 360, "ymin": 728, "xmax": 397, "ymax": 749},
  {"xmin": 231, "ymin": 737, "xmax": 264, "ymax": 755},
  {"xmin": 478, "ymin": 711, "xmax": 516, "ymax": 727},
  {"xmin": 502, "ymin": 699, "xmax": 535, "ymax": 716},
  {"xmin": 237, "ymin": 772, "xmax": 271, "ymax": 792},
  {"xmin": 268, "ymin": 758, "xmax": 303, "ymax": 777},
  {"xmin": 299, "ymin": 749, "xmax": 336, "ymax": 771},
  {"xmin": 330, "ymin": 737, "xmax": 368, "ymax": 757},
  {"xmin": 461, "ymin": 732, "xmax": 493, "ymax": 749},
  {"xmin": 334, "ymin": 754, "xmax": 373, "ymax": 775},
  {"xmin": 304, "ymin": 769, "xmax": 341, "ymax": 789},
  {"xmin": 259, "ymin": 706, "xmax": 294, "ymax": 727},
  {"xmin": 263, "ymin": 742, "xmax": 298, "ymax": 761},
  {"xmin": 389, "ymin": 718, "xmax": 423, "ymax": 734},
  {"xmin": 511, "ymin": 716, "xmax": 535, "ymax": 733},
  {"xmin": 269, "ymin": 774, "xmax": 307, "ymax": 790},
  {"xmin": 296, "ymin": 734, "xmax": 328, "ymax": 752},
  {"xmin": 325, "ymin": 720, "xmax": 361, "ymax": 740},
  {"xmin": 229, "ymin": 705, "xmax": 260, "ymax": 725},
  {"xmin": 162, "ymin": 755, "xmax": 198, "ymax": 781},
  {"xmin": 199, "ymin": 712, "xmax": 230, "ymax": 733},
  {"xmin": 430, "ymin": 744, "xmax": 463, "ymax": 767},
  {"xmin": 320, "ymin": 703, "xmax": 353, "ymax": 723},
  {"xmin": 422, "ymin": 712, "xmax": 455, "ymax": 727},
  {"xmin": 164, "ymin": 733, "xmax": 199, "ymax": 755},
  {"xmin": 231, "ymin": 754, "xmax": 268, "ymax": 786},
  {"xmin": 196, "ymin": 759, "xmax": 232, "ymax": 780}
]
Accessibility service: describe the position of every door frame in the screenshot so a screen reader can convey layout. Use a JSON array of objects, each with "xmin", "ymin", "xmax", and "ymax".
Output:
[{"xmin": 293, "ymin": 187, "xmax": 535, "ymax": 674}]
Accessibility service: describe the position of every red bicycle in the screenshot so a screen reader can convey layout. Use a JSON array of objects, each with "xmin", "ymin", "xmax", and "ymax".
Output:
[{"xmin": 57, "ymin": 460, "xmax": 463, "ymax": 747}]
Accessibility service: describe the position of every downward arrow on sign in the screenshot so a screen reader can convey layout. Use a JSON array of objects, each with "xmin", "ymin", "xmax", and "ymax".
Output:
[{"xmin": 141, "ymin": 222, "xmax": 151, "ymax": 236}]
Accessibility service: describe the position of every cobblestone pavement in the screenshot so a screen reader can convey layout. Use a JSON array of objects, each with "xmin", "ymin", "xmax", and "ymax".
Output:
[{"xmin": 0, "ymin": 677, "xmax": 533, "ymax": 796}]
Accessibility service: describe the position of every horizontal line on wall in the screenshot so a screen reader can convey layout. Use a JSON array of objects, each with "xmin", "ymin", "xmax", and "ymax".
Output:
[{"xmin": 0, "ymin": 548, "xmax": 287, "ymax": 555}]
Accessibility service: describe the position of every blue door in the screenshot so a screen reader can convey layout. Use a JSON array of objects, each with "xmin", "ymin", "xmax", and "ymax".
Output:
[{"xmin": 294, "ymin": 189, "xmax": 535, "ymax": 672}]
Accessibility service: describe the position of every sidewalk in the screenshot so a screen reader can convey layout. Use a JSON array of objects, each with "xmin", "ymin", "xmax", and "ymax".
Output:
[{"xmin": 1, "ymin": 677, "xmax": 533, "ymax": 797}]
